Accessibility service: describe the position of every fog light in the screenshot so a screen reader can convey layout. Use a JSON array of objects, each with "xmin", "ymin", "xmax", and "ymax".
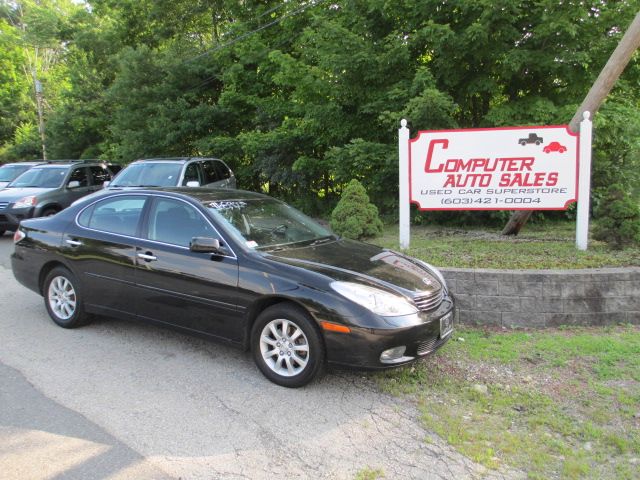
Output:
[{"xmin": 380, "ymin": 346, "xmax": 409, "ymax": 364}]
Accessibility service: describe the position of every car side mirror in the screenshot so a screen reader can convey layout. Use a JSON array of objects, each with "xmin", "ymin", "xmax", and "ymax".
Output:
[
  {"xmin": 67, "ymin": 180, "xmax": 80, "ymax": 189},
  {"xmin": 103, "ymin": 180, "xmax": 110, "ymax": 187},
  {"xmin": 190, "ymin": 236, "xmax": 222, "ymax": 254},
  {"xmin": 186, "ymin": 181, "xmax": 200, "ymax": 187}
]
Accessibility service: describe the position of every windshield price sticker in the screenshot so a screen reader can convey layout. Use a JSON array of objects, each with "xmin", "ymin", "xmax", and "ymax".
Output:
[
  {"xmin": 409, "ymin": 126, "xmax": 578, "ymax": 210},
  {"xmin": 208, "ymin": 201, "xmax": 247, "ymax": 210}
]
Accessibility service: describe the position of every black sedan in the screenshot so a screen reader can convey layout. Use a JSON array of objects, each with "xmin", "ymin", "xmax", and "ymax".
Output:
[{"xmin": 11, "ymin": 188, "xmax": 454, "ymax": 387}]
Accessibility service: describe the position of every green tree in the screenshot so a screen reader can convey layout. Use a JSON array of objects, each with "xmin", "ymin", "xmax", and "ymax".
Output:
[
  {"xmin": 0, "ymin": 0, "xmax": 82, "ymax": 159},
  {"xmin": 593, "ymin": 184, "xmax": 640, "ymax": 249},
  {"xmin": 3, "ymin": 0, "xmax": 636, "ymax": 227}
]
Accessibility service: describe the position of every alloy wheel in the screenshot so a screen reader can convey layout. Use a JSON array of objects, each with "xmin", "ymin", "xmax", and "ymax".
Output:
[
  {"xmin": 259, "ymin": 318, "xmax": 309, "ymax": 377},
  {"xmin": 47, "ymin": 276, "xmax": 77, "ymax": 320}
]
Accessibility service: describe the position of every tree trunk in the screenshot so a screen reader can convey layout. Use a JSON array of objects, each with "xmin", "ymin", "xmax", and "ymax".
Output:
[{"xmin": 502, "ymin": 11, "xmax": 640, "ymax": 236}]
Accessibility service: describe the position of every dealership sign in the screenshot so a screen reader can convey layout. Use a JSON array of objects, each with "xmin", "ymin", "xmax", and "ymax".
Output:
[
  {"xmin": 398, "ymin": 113, "xmax": 593, "ymax": 250},
  {"xmin": 409, "ymin": 126, "xmax": 578, "ymax": 211}
]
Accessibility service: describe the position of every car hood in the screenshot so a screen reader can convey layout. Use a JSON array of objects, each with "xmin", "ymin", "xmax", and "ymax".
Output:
[
  {"xmin": 0, "ymin": 187, "xmax": 52, "ymax": 202},
  {"xmin": 265, "ymin": 238, "xmax": 442, "ymax": 297}
]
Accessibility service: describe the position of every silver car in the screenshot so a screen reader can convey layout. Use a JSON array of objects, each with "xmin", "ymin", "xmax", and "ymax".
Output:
[
  {"xmin": 0, "ymin": 161, "xmax": 47, "ymax": 189},
  {"xmin": 108, "ymin": 157, "xmax": 236, "ymax": 189}
]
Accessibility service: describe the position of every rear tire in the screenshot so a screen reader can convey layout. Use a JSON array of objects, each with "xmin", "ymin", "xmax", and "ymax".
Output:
[
  {"xmin": 0, "ymin": 230, "xmax": 4, "ymax": 237},
  {"xmin": 41, "ymin": 208, "xmax": 59, "ymax": 217},
  {"xmin": 43, "ymin": 267, "xmax": 91, "ymax": 328},
  {"xmin": 251, "ymin": 303, "xmax": 325, "ymax": 388}
]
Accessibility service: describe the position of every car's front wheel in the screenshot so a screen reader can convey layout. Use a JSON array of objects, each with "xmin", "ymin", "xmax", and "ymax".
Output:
[
  {"xmin": 251, "ymin": 303, "xmax": 325, "ymax": 388},
  {"xmin": 43, "ymin": 267, "xmax": 91, "ymax": 328}
]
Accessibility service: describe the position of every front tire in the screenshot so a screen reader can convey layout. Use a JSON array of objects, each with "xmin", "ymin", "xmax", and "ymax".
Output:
[
  {"xmin": 43, "ymin": 267, "xmax": 91, "ymax": 328},
  {"xmin": 251, "ymin": 303, "xmax": 325, "ymax": 388}
]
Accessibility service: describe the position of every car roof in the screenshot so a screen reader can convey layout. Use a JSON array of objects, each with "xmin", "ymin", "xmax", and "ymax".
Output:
[
  {"xmin": 105, "ymin": 187, "xmax": 269, "ymax": 203},
  {"xmin": 131, "ymin": 157, "xmax": 223, "ymax": 164},
  {"xmin": 2, "ymin": 161, "xmax": 47, "ymax": 167},
  {"xmin": 31, "ymin": 161, "xmax": 106, "ymax": 169}
]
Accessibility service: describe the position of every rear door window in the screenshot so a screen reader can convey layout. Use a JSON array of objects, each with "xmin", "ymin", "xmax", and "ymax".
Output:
[
  {"xmin": 201, "ymin": 160, "xmax": 220, "ymax": 185},
  {"xmin": 79, "ymin": 196, "xmax": 147, "ymax": 237},
  {"xmin": 213, "ymin": 161, "xmax": 230, "ymax": 180}
]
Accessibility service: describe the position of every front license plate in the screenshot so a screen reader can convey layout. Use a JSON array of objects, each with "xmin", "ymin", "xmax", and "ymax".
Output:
[{"xmin": 440, "ymin": 312, "xmax": 453, "ymax": 338}]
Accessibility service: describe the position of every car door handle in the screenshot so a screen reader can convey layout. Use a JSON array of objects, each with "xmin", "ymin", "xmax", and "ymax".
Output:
[
  {"xmin": 137, "ymin": 252, "xmax": 157, "ymax": 262},
  {"xmin": 65, "ymin": 239, "xmax": 82, "ymax": 247}
]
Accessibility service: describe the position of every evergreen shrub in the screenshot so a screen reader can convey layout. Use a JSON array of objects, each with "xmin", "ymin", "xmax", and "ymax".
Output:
[{"xmin": 330, "ymin": 179, "xmax": 383, "ymax": 240}]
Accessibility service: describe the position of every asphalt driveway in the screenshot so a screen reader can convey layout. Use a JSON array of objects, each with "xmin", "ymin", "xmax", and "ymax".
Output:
[{"xmin": 0, "ymin": 234, "xmax": 520, "ymax": 479}]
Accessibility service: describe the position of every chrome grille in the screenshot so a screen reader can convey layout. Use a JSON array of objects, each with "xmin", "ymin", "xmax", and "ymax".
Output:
[
  {"xmin": 416, "ymin": 336, "xmax": 446, "ymax": 356},
  {"xmin": 0, "ymin": 202, "xmax": 8, "ymax": 210},
  {"xmin": 413, "ymin": 289, "xmax": 444, "ymax": 312}
]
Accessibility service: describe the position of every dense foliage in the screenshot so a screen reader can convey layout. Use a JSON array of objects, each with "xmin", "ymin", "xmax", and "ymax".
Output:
[
  {"xmin": 593, "ymin": 184, "xmax": 640, "ymax": 249},
  {"xmin": 330, "ymin": 179, "xmax": 383, "ymax": 239},
  {"xmin": 1, "ymin": 0, "xmax": 638, "ymax": 219}
]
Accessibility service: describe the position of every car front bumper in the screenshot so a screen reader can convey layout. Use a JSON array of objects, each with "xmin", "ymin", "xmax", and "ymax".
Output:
[
  {"xmin": 0, "ymin": 206, "xmax": 34, "ymax": 231},
  {"xmin": 324, "ymin": 295, "xmax": 455, "ymax": 369}
]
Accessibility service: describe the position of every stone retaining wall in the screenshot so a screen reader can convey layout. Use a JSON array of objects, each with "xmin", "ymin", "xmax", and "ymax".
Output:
[{"xmin": 441, "ymin": 267, "xmax": 640, "ymax": 328}]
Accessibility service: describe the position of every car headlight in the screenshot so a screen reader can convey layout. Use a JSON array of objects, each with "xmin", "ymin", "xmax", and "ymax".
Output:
[
  {"xmin": 417, "ymin": 260, "xmax": 448, "ymax": 292},
  {"xmin": 14, "ymin": 196, "xmax": 37, "ymax": 208},
  {"xmin": 330, "ymin": 281, "xmax": 418, "ymax": 317}
]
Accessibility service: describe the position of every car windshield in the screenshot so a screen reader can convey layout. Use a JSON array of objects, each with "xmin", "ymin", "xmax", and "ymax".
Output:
[
  {"xmin": 8, "ymin": 167, "xmax": 67, "ymax": 188},
  {"xmin": 110, "ymin": 162, "xmax": 182, "ymax": 187},
  {"xmin": 206, "ymin": 198, "xmax": 335, "ymax": 250},
  {"xmin": 0, "ymin": 165, "xmax": 32, "ymax": 182}
]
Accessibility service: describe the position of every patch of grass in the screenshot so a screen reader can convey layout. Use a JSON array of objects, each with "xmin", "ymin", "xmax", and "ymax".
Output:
[
  {"xmin": 376, "ymin": 326, "xmax": 640, "ymax": 479},
  {"xmin": 371, "ymin": 222, "xmax": 640, "ymax": 269},
  {"xmin": 353, "ymin": 467, "xmax": 385, "ymax": 480}
]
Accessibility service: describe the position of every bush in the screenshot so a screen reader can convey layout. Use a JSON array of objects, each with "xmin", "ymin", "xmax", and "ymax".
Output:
[
  {"xmin": 330, "ymin": 179, "xmax": 383, "ymax": 240},
  {"xmin": 592, "ymin": 184, "xmax": 640, "ymax": 249}
]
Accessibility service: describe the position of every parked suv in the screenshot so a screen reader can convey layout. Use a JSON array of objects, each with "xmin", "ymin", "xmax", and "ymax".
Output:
[
  {"xmin": 0, "ymin": 160, "xmax": 113, "ymax": 236},
  {"xmin": 107, "ymin": 157, "xmax": 236, "ymax": 189},
  {"xmin": 0, "ymin": 161, "xmax": 47, "ymax": 189}
]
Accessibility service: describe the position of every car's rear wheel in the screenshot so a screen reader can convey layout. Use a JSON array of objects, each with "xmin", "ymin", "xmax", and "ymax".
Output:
[
  {"xmin": 0, "ymin": 230, "xmax": 4, "ymax": 237},
  {"xmin": 41, "ymin": 207, "xmax": 59, "ymax": 217},
  {"xmin": 43, "ymin": 267, "xmax": 91, "ymax": 328},
  {"xmin": 251, "ymin": 303, "xmax": 325, "ymax": 388}
]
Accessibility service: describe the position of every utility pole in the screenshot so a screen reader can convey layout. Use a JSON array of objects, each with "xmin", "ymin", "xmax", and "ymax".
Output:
[
  {"xmin": 502, "ymin": 11, "xmax": 640, "ymax": 236},
  {"xmin": 33, "ymin": 72, "xmax": 47, "ymax": 160}
]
